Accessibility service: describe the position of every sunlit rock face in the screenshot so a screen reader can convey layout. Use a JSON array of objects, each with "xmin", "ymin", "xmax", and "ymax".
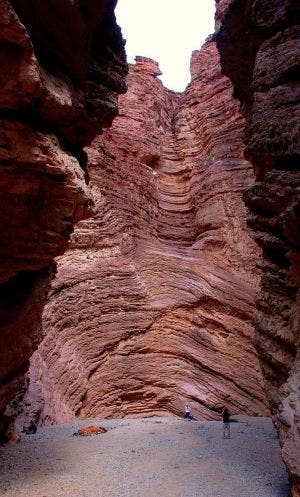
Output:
[
  {"xmin": 0, "ymin": 0, "xmax": 127, "ymax": 438},
  {"xmin": 215, "ymin": 1, "xmax": 300, "ymax": 495},
  {"xmin": 19, "ymin": 40, "xmax": 268, "ymax": 428}
]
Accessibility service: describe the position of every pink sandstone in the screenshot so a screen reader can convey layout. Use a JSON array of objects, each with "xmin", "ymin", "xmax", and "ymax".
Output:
[
  {"xmin": 0, "ymin": 0, "xmax": 127, "ymax": 439},
  {"xmin": 19, "ymin": 40, "xmax": 268, "ymax": 427},
  {"xmin": 215, "ymin": 0, "xmax": 300, "ymax": 494}
]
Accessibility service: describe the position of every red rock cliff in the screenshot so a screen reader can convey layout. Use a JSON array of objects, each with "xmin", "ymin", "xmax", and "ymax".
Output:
[
  {"xmin": 215, "ymin": 1, "xmax": 300, "ymax": 495},
  {"xmin": 19, "ymin": 40, "xmax": 268, "ymax": 425},
  {"xmin": 0, "ymin": 0, "xmax": 127, "ymax": 438}
]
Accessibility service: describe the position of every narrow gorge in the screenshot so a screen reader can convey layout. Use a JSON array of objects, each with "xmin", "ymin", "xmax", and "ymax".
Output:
[
  {"xmin": 19, "ymin": 40, "xmax": 268, "ymax": 424},
  {"xmin": 0, "ymin": 1, "xmax": 299, "ymax": 496}
]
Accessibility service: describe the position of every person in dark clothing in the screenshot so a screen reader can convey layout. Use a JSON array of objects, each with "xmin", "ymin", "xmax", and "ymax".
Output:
[
  {"xmin": 222, "ymin": 407, "xmax": 231, "ymax": 438},
  {"xmin": 25, "ymin": 421, "xmax": 37, "ymax": 435}
]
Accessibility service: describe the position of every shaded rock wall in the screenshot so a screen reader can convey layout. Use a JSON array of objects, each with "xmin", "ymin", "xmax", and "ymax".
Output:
[
  {"xmin": 0, "ymin": 0, "xmax": 127, "ymax": 437},
  {"xmin": 19, "ymin": 41, "xmax": 268, "ymax": 426},
  {"xmin": 215, "ymin": 1, "xmax": 300, "ymax": 495}
]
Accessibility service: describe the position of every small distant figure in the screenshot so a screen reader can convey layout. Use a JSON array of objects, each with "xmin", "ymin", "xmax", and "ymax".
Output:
[
  {"xmin": 184, "ymin": 403, "xmax": 192, "ymax": 420},
  {"xmin": 222, "ymin": 407, "xmax": 231, "ymax": 438},
  {"xmin": 25, "ymin": 421, "xmax": 37, "ymax": 435}
]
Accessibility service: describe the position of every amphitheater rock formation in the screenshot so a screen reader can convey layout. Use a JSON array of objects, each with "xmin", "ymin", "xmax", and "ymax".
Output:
[
  {"xmin": 216, "ymin": 1, "xmax": 300, "ymax": 495},
  {"xmin": 0, "ymin": 0, "xmax": 127, "ymax": 438},
  {"xmin": 18, "ymin": 40, "xmax": 269, "ymax": 427}
]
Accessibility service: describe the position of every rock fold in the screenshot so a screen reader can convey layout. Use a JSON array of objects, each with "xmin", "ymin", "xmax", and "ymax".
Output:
[{"xmin": 20, "ymin": 41, "xmax": 268, "ymax": 425}]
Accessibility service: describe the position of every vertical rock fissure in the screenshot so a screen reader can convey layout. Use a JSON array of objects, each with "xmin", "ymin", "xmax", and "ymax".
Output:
[{"xmin": 17, "ymin": 40, "xmax": 269, "ymax": 428}]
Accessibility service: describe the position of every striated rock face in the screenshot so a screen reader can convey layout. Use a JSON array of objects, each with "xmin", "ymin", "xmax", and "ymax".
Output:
[
  {"xmin": 0, "ymin": 0, "xmax": 127, "ymax": 438},
  {"xmin": 19, "ymin": 40, "xmax": 268, "ymax": 427},
  {"xmin": 215, "ymin": 1, "xmax": 300, "ymax": 495}
]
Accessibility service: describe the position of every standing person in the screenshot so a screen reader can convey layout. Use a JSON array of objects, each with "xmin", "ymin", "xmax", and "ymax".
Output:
[
  {"xmin": 184, "ymin": 403, "xmax": 192, "ymax": 420},
  {"xmin": 25, "ymin": 420, "xmax": 37, "ymax": 435},
  {"xmin": 222, "ymin": 407, "xmax": 231, "ymax": 438}
]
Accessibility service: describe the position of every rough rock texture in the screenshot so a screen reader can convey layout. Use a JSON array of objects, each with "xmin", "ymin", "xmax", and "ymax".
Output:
[
  {"xmin": 19, "ymin": 41, "xmax": 268, "ymax": 427},
  {"xmin": 0, "ymin": 0, "xmax": 127, "ymax": 438},
  {"xmin": 215, "ymin": 1, "xmax": 300, "ymax": 495}
]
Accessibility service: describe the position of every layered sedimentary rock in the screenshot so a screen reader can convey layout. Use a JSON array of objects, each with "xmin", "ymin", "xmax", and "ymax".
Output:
[
  {"xmin": 0, "ymin": 0, "xmax": 127, "ymax": 437},
  {"xmin": 215, "ymin": 1, "xmax": 300, "ymax": 494},
  {"xmin": 19, "ymin": 40, "xmax": 268, "ymax": 427}
]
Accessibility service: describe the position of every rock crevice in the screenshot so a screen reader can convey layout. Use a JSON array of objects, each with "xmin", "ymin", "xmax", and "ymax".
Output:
[{"xmin": 19, "ymin": 41, "xmax": 268, "ymax": 427}]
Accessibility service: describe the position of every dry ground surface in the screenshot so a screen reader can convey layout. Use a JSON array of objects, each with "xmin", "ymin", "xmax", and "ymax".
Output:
[{"xmin": 0, "ymin": 416, "xmax": 289, "ymax": 497}]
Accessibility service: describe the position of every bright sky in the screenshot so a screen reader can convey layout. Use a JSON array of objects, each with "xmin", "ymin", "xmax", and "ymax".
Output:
[{"xmin": 115, "ymin": 0, "xmax": 215, "ymax": 92}]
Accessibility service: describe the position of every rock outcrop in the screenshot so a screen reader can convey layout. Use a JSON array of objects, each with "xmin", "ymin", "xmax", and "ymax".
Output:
[
  {"xmin": 215, "ymin": 1, "xmax": 300, "ymax": 495},
  {"xmin": 0, "ymin": 0, "xmax": 127, "ymax": 438},
  {"xmin": 19, "ymin": 40, "xmax": 268, "ymax": 427}
]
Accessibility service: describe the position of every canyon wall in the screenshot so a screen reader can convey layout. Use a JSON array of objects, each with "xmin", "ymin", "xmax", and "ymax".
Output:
[
  {"xmin": 19, "ymin": 40, "xmax": 268, "ymax": 426},
  {"xmin": 215, "ymin": 1, "xmax": 300, "ymax": 495},
  {"xmin": 0, "ymin": 0, "xmax": 127, "ymax": 438}
]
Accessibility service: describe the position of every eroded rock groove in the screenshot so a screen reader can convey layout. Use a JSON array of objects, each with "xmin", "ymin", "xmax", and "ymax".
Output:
[{"xmin": 19, "ymin": 41, "xmax": 268, "ymax": 427}]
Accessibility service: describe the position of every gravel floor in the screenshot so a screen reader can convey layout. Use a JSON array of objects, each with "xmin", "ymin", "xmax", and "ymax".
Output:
[{"xmin": 0, "ymin": 416, "xmax": 289, "ymax": 497}]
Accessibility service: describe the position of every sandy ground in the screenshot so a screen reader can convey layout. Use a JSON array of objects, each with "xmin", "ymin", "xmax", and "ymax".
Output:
[{"xmin": 0, "ymin": 416, "xmax": 289, "ymax": 497}]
